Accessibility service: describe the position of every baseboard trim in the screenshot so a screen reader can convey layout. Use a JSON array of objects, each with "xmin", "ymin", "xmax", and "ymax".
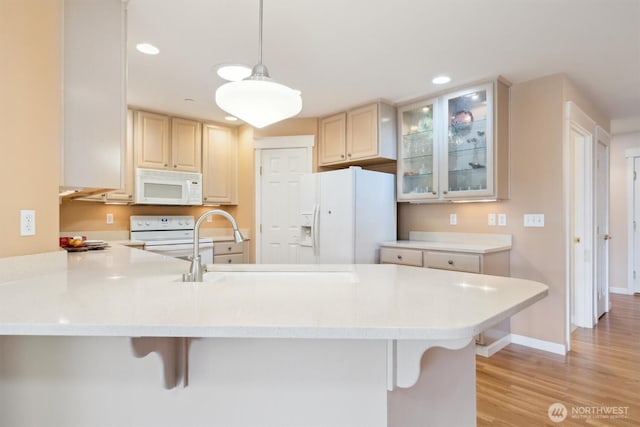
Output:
[
  {"xmin": 475, "ymin": 334, "xmax": 511, "ymax": 358},
  {"xmin": 510, "ymin": 334, "xmax": 566, "ymax": 355},
  {"xmin": 610, "ymin": 287, "xmax": 635, "ymax": 295}
]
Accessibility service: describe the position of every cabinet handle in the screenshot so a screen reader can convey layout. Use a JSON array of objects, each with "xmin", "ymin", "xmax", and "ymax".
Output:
[
  {"xmin": 397, "ymin": 255, "xmax": 402, "ymax": 260},
  {"xmin": 340, "ymin": 154, "xmax": 345, "ymax": 158},
  {"xmin": 227, "ymin": 259, "xmax": 232, "ymax": 263},
  {"xmin": 173, "ymin": 164, "xmax": 177, "ymax": 168},
  {"xmin": 227, "ymin": 247, "xmax": 232, "ymax": 251},
  {"xmin": 443, "ymin": 191, "xmax": 448, "ymax": 195},
  {"xmin": 432, "ymin": 191, "xmax": 437, "ymax": 195},
  {"xmin": 447, "ymin": 260, "xmax": 454, "ymax": 265},
  {"xmin": 164, "ymin": 163, "xmax": 168, "ymax": 167},
  {"xmin": 347, "ymin": 153, "xmax": 352, "ymax": 157}
]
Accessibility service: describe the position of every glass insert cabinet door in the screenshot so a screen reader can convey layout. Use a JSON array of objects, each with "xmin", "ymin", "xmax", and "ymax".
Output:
[
  {"xmin": 397, "ymin": 98, "xmax": 439, "ymax": 200},
  {"xmin": 443, "ymin": 84, "xmax": 493, "ymax": 197}
]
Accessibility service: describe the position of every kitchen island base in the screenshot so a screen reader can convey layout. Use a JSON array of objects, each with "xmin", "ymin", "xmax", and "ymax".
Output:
[{"xmin": 0, "ymin": 335, "xmax": 476, "ymax": 427}]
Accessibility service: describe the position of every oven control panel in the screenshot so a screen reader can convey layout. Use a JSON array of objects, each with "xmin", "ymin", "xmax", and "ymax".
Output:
[{"xmin": 130, "ymin": 215, "xmax": 195, "ymax": 232}]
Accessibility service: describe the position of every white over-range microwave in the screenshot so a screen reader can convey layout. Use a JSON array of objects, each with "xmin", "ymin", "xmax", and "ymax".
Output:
[{"xmin": 135, "ymin": 168, "xmax": 203, "ymax": 205}]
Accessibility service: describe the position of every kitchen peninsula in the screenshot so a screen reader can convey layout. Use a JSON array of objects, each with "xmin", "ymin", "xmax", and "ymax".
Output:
[{"xmin": 0, "ymin": 244, "xmax": 547, "ymax": 427}]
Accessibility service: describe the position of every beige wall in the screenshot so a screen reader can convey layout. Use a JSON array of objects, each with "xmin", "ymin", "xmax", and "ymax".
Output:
[
  {"xmin": 398, "ymin": 74, "xmax": 609, "ymax": 346},
  {"xmin": 610, "ymin": 131, "xmax": 640, "ymax": 292},
  {"xmin": 1, "ymin": 1, "xmax": 61, "ymax": 257}
]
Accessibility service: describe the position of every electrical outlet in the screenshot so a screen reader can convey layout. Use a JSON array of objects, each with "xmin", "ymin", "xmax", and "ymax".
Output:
[
  {"xmin": 488, "ymin": 213, "xmax": 496, "ymax": 226},
  {"xmin": 20, "ymin": 210, "xmax": 36, "ymax": 236},
  {"xmin": 449, "ymin": 213, "xmax": 457, "ymax": 225},
  {"xmin": 498, "ymin": 213, "xmax": 507, "ymax": 226},
  {"xmin": 207, "ymin": 216, "xmax": 213, "ymax": 223},
  {"xmin": 524, "ymin": 214, "xmax": 545, "ymax": 227},
  {"xmin": 106, "ymin": 213, "xmax": 114, "ymax": 224}
]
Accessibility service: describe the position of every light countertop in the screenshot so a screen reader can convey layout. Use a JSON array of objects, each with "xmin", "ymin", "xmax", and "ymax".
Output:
[
  {"xmin": 0, "ymin": 244, "xmax": 546, "ymax": 340},
  {"xmin": 381, "ymin": 231, "xmax": 513, "ymax": 254}
]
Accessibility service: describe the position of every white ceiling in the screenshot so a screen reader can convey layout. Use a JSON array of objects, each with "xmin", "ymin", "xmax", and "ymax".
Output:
[{"xmin": 127, "ymin": 0, "xmax": 640, "ymax": 134}]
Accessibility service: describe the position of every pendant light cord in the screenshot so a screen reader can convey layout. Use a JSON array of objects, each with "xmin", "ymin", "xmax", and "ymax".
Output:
[{"xmin": 258, "ymin": 0, "xmax": 263, "ymax": 66}]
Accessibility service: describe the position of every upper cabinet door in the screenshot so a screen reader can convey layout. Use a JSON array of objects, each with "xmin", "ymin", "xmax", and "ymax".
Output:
[
  {"xmin": 318, "ymin": 113, "xmax": 347, "ymax": 165},
  {"xmin": 346, "ymin": 103, "xmax": 378, "ymax": 161},
  {"xmin": 397, "ymin": 98, "xmax": 439, "ymax": 201},
  {"xmin": 441, "ymin": 83, "xmax": 494, "ymax": 199},
  {"xmin": 135, "ymin": 111, "xmax": 170, "ymax": 169},
  {"xmin": 202, "ymin": 123, "xmax": 237, "ymax": 204},
  {"xmin": 170, "ymin": 117, "xmax": 202, "ymax": 172}
]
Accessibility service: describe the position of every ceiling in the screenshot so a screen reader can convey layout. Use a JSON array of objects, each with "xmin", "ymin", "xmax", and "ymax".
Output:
[{"xmin": 126, "ymin": 0, "xmax": 640, "ymax": 134}]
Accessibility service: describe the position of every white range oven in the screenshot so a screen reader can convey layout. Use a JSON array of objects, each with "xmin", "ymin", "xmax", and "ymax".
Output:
[{"xmin": 130, "ymin": 215, "xmax": 214, "ymax": 264}]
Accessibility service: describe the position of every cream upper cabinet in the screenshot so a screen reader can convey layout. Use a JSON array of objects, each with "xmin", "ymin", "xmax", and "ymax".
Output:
[
  {"xmin": 171, "ymin": 117, "xmax": 202, "ymax": 172},
  {"xmin": 202, "ymin": 123, "xmax": 238, "ymax": 205},
  {"xmin": 318, "ymin": 102, "xmax": 396, "ymax": 167},
  {"xmin": 135, "ymin": 111, "xmax": 170, "ymax": 169},
  {"xmin": 134, "ymin": 111, "xmax": 202, "ymax": 172},
  {"xmin": 397, "ymin": 79, "xmax": 510, "ymax": 202},
  {"xmin": 61, "ymin": 0, "xmax": 125, "ymax": 193},
  {"xmin": 318, "ymin": 113, "xmax": 347, "ymax": 164}
]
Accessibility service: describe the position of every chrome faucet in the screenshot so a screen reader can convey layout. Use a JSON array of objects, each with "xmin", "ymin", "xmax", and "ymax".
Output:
[{"xmin": 183, "ymin": 209, "xmax": 244, "ymax": 282}]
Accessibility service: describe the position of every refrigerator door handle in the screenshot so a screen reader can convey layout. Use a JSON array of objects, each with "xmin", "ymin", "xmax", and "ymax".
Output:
[{"xmin": 312, "ymin": 204, "xmax": 320, "ymax": 256}]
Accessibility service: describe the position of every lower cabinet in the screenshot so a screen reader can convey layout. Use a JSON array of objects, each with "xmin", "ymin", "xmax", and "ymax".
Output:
[
  {"xmin": 380, "ymin": 247, "xmax": 509, "ymax": 276},
  {"xmin": 213, "ymin": 240, "xmax": 249, "ymax": 264}
]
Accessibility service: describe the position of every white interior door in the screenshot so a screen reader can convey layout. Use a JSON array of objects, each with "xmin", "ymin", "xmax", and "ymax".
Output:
[
  {"xmin": 257, "ymin": 143, "xmax": 312, "ymax": 264},
  {"xmin": 568, "ymin": 116, "xmax": 595, "ymax": 329},
  {"xmin": 595, "ymin": 131, "xmax": 610, "ymax": 319}
]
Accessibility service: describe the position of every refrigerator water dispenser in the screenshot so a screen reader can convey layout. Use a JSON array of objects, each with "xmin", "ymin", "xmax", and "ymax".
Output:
[{"xmin": 299, "ymin": 213, "xmax": 313, "ymax": 247}]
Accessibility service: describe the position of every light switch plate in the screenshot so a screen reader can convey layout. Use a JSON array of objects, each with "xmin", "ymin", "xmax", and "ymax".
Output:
[
  {"xmin": 524, "ymin": 214, "xmax": 545, "ymax": 227},
  {"xmin": 488, "ymin": 213, "xmax": 496, "ymax": 226},
  {"xmin": 498, "ymin": 213, "xmax": 507, "ymax": 226},
  {"xmin": 106, "ymin": 213, "xmax": 114, "ymax": 224},
  {"xmin": 449, "ymin": 213, "xmax": 457, "ymax": 225}
]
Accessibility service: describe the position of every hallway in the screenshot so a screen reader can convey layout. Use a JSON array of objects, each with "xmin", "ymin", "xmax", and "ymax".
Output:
[{"xmin": 477, "ymin": 294, "xmax": 640, "ymax": 426}]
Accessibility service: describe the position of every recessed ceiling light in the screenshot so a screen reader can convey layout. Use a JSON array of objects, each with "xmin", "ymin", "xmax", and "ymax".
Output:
[
  {"xmin": 225, "ymin": 116, "xmax": 239, "ymax": 122},
  {"xmin": 136, "ymin": 42, "xmax": 159, "ymax": 55},
  {"xmin": 432, "ymin": 75, "xmax": 451, "ymax": 85},
  {"xmin": 217, "ymin": 65, "xmax": 252, "ymax": 82}
]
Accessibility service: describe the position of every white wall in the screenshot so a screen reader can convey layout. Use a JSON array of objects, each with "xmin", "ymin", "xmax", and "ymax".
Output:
[{"xmin": 610, "ymin": 131, "xmax": 640, "ymax": 293}]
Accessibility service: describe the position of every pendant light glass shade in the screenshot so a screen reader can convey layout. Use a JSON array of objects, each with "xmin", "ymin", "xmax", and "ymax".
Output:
[
  {"xmin": 215, "ymin": 78, "xmax": 302, "ymax": 129},
  {"xmin": 214, "ymin": 0, "xmax": 302, "ymax": 128}
]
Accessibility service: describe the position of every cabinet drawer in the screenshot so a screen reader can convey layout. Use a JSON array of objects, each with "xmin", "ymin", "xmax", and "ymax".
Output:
[
  {"xmin": 213, "ymin": 253, "xmax": 245, "ymax": 264},
  {"xmin": 424, "ymin": 251, "xmax": 480, "ymax": 273},
  {"xmin": 215, "ymin": 241, "xmax": 244, "ymax": 254},
  {"xmin": 380, "ymin": 247, "xmax": 423, "ymax": 267}
]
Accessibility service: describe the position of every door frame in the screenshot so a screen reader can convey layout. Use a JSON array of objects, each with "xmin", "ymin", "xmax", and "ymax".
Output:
[
  {"xmin": 564, "ymin": 102, "xmax": 597, "ymax": 350},
  {"xmin": 253, "ymin": 135, "xmax": 314, "ymax": 263},
  {"xmin": 594, "ymin": 126, "xmax": 611, "ymax": 317},
  {"xmin": 626, "ymin": 147, "xmax": 640, "ymax": 294}
]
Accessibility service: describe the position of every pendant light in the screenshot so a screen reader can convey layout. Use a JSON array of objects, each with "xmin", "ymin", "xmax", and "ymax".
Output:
[{"xmin": 215, "ymin": 0, "xmax": 302, "ymax": 128}]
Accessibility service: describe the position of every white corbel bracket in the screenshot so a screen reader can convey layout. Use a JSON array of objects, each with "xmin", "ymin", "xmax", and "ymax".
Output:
[
  {"xmin": 387, "ymin": 337, "xmax": 474, "ymax": 390},
  {"xmin": 130, "ymin": 337, "xmax": 190, "ymax": 389}
]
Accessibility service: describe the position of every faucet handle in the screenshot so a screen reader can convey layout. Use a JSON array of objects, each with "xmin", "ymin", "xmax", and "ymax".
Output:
[{"xmin": 182, "ymin": 272, "xmax": 194, "ymax": 282}]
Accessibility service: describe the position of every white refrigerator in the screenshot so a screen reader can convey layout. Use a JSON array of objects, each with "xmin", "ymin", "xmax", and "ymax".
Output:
[{"xmin": 298, "ymin": 166, "xmax": 396, "ymax": 264}]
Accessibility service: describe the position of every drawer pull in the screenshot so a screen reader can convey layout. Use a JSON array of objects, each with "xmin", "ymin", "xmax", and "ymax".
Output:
[
  {"xmin": 397, "ymin": 255, "xmax": 402, "ymax": 260},
  {"xmin": 227, "ymin": 247, "xmax": 232, "ymax": 251},
  {"xmin": 447, "ymin": 260, "xmax": 454, "ymax": 265},
  {"xmin": 227, "ymin": 259, "xmax": 232, "ymax": 263}
]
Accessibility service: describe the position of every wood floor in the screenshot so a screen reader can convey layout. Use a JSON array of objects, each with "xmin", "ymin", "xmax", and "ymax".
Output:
[{"xmin": 476, "ymin": 294, "xmax": 640, "ymax": 426}]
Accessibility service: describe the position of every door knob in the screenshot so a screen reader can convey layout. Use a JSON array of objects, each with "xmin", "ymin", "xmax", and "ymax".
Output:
[
  {"xmin": 574, "ymin": 237, "xmax": 581, "ymax": 243},
  {"xmin": 604, "ymin": 235, "xmax": 612, "ymax": 240}
]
